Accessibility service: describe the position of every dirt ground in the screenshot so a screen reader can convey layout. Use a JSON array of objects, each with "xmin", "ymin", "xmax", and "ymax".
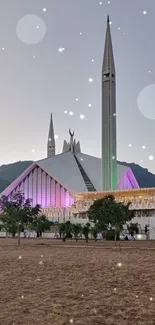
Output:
[{"xmin": 0, "ymin": 239, "xmax": 155, "ymax": 325}]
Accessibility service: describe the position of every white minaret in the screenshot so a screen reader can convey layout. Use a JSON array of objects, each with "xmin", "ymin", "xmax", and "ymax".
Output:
[
  {"xmin": 101, "ymin": 15, "xmax": 117, "ymax": 191},
  {"xmin": 47, "ymin": 113, "xmax": 55, "ymax": 158}
]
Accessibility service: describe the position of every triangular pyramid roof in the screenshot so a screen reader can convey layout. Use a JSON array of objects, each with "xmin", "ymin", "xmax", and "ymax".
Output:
[
  {"xmin": 37, "ymin": 152, "xmax": 88, "ymax": 193},
  {"xmin": 1, "ymin": 151, "xmax": 139, "ymax": 197}
]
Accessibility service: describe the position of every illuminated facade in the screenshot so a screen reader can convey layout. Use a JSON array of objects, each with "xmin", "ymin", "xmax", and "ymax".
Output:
[
  {"xmin": 68, "ymin": 189, "xmax": 155, "ymax": 236},
  {"xmin": 71, "ymin": 188, "xmax": 155, "ymax": 213},
  {"xmin": 1, "ymin": 163, "xmax": 74, "ymax": 210},
  {"xmin": 0, "ymin": 139, "xmax": 139, "ymax": 222}
]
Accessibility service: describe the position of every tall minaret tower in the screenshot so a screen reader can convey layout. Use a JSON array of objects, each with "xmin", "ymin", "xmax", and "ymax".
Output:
[
  {"xmin": 101, "ymin": 15, "xmax": 117, "ymax": 191},
  {"xmin": 47, "ymin": 113, "xmax": 55, "ymax": 158}
]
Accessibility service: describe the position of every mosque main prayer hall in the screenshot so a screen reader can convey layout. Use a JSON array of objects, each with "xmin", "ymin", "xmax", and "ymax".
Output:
[{"xmin": 1, "ymin": 16, "xmax": 155, "ymax": 232}]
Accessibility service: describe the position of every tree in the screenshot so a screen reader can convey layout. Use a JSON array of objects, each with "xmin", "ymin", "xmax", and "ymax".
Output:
[
  {"xmin": 72, "ymin": 223, "xmax": 82, "ymax": 241},
  {"xmin": 0, "ymin": 192, "xmax": 41, "ymax": 245},
  {"xmin": 127, "ymin": 222, "xmax": 139, "ymax": 236},
  {"xmin": 31, "ymin": 215, "xmax": 52, "ymax": 237},
  {"xmin": 65, "ymin": 221, "xmax": 72, "ymax": 238},
  {"xmin": 82, "ymin": 223, "xmax": 90, "ymax": 243},
  {"xmin": 88, "ymin": 197, "xmax": 110, "ymax": 232},
  {"xmin": 88, "ymin": 195, "xmax": 134, "ymax": 245},
  {"xmin": 109, "ymin": 200, "xmax": 134, "ymax": 244},
  {"xmin": 59, "ymin": 223, "xmax": 66, "ymax": 241},
  {"xmin": 59, "ymin": 221, "xmax": 73, "ymax": 241},
  {"xmin": 90, "ymin": 226, "xmax": 98, "ymax": 242}
]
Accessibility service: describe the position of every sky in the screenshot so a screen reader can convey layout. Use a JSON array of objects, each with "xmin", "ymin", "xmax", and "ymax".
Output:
[{"xmin": 0, "ymin": 0, "xmax": 155, "ymax": 173}]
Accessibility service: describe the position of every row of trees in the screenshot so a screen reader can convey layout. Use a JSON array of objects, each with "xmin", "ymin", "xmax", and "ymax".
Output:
[
  {"xmin": 0, "ymin": 193, "xmax": 52, "ymax": 245},
  {"xmin": 59, "ymin": 221, "xmax": 92, "ymax": 242},
  {"xmin": 59, "ymin": 195, "xmax": 136, "ymax": 243},
  {"xmin": 0, "ymin": 192, "xmax": 136, "ymax": 245},
  {"xmin": 58, "ymin": 220, "xmax": 139, "ymax": 243}
]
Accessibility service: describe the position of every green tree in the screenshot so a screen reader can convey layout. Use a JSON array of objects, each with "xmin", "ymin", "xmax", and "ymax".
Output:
[
  {"xmin": 82, "ymin": 223, "xmax": 90, "ymax": 243},
  {"xmin": 59, "ymin": 222, "xmax": 66, "ymax": 240},
  {"xmin": 127, "ymin": 222, "xmax": 139, "ymax": 236},
  {"xmin": 65, "ymin": 221, "xmax": 72, "ymax": 238},
  {"xmin": 90, "ymin": 226, "xmax": 98, "ymax": 242},
  {"xmin": 88, "ymin": 197, "xmax": 110, "ymax": 232},
  {"xmin": 72, "ymin": 223, "xmax": 82, "ymax": 241},
  {"xmin": 0, "ymin": 192, "xmax": 41, "ymax": 245},
  {"xmin": 59, "ymin": 221, "xmax": 73, "ymax": 242},
  {"xmin": 31, "ymin": 215, "xmax": 52, "ymax": 237},
  {"xmin": 88, "ymin": 195, "xmax": 134, "ymax": 245}
]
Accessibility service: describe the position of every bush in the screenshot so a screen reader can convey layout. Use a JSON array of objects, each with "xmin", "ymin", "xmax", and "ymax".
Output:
[{"xmin": 106, "ymin": 229, "xmax": 119, "ymax": 241}]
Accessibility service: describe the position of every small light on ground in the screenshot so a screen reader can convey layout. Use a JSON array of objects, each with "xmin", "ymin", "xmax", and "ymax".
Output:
[{"xmin": 117, "ymin": 262, "xmax": 122, "ymax": 267}]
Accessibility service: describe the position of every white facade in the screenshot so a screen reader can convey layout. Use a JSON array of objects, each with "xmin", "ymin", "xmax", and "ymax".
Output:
[
  {"xmin": 2, "ymin": 164, "xmax": 74, "ymax": 209},
  {"xmin": 1, "ymin": 151, "xmax": 139, "ymax": 211}
]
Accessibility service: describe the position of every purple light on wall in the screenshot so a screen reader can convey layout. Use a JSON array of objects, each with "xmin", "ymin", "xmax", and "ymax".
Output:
[
  {"xmin": 40, "ymin": 191, "xmax": 74, "ymax": 209},
  {"xmin": 70, "ymin": 197, "xmax": 75, "ymax": 206},
  {"xmin": 118, "ymin": 168, "xmax": 139, "ymax": 190},
  {"xmin": 36, "ymin": 194, "xmax": 42, "ymax": 207},
  {"xmin": 1, "ymin": 161, "xmax": 75, "ymax": 210},
  {"xmin": 65, "ymin": 191, "xmax": 70, "ymax": 207}
]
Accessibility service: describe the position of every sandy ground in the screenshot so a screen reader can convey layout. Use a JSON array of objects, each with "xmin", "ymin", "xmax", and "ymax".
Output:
[{"xmin": 0, "ymin": 239, "xmax": 155, "ymax": 325}]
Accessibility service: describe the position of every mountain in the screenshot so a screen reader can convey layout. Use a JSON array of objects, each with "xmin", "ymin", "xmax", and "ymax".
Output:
[
  {"xmin": 0, "ymin": 178, "xmax": 10, "ymax": 193},
  {"xmin": 0, "ymin": 161, "xmax": 32, "ymax": 192},
  {"xmin": 0, "ymin": 160, "xmax": 155, "ymax": 193}
]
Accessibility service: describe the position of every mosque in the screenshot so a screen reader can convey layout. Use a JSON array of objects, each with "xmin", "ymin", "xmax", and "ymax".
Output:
[{"xmin": 1, "ymin": 16, "xmax": 155, "ymax": 236}]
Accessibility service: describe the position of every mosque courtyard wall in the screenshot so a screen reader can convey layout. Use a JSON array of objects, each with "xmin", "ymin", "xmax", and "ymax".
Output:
[{"xmin": 41, "ymin": 188, "xmax": 155, "ymax": 240}]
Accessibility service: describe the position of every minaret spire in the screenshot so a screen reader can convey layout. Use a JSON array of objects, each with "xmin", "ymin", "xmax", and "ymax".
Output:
[
  {"xmin": 101, "ymin": 15, "xmax": 117, "ymax": 191},
  {"xmin": 47, "ymin": 113, "xmax": 55, "ymax": 158}
]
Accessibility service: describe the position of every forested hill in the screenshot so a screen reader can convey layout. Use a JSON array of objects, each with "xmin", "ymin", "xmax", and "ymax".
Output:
[
  {"xmin": 0, "ymin": 161, "xmax": 32, "ymax": 192},
  {"xmin": 0, "ymin": 160, "xmax": 155, "ymax": 193}
]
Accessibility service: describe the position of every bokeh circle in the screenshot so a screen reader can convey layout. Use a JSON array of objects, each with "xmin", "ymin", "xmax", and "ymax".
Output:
[
  {"xmin": 137, "ymin": 84, "xmax": 155, "ymax": 120},
  {"xmin": 16, "ymin": 14, "xmax": 46, "ymax": 45}
]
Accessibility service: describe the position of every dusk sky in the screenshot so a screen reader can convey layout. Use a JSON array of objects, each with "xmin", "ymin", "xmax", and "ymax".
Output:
[{"xmin": 0, "ymin": 0, "xmax": 155, "ymax": 173}]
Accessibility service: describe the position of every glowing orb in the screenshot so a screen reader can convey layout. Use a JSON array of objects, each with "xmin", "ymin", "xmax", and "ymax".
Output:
[
  {"xmin": 16, "ymin": 15, "xmax": 46, "ymax": 45},
  {"xmin": 58, "ymin": 47, "xmax": 65, "ymax": 52},
  {"xmin": 137, "ymin": 84, "xmax": 155, "ymax": 120},
  {"xmin": 117, "ymin": 262, "xmax": 122, "ymax": 267}
]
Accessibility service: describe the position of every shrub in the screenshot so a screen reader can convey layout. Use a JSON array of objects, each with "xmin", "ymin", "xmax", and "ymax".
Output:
[{"xmin": 106, "ymin": 229, "xmax": 119, "ymax": 241}]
